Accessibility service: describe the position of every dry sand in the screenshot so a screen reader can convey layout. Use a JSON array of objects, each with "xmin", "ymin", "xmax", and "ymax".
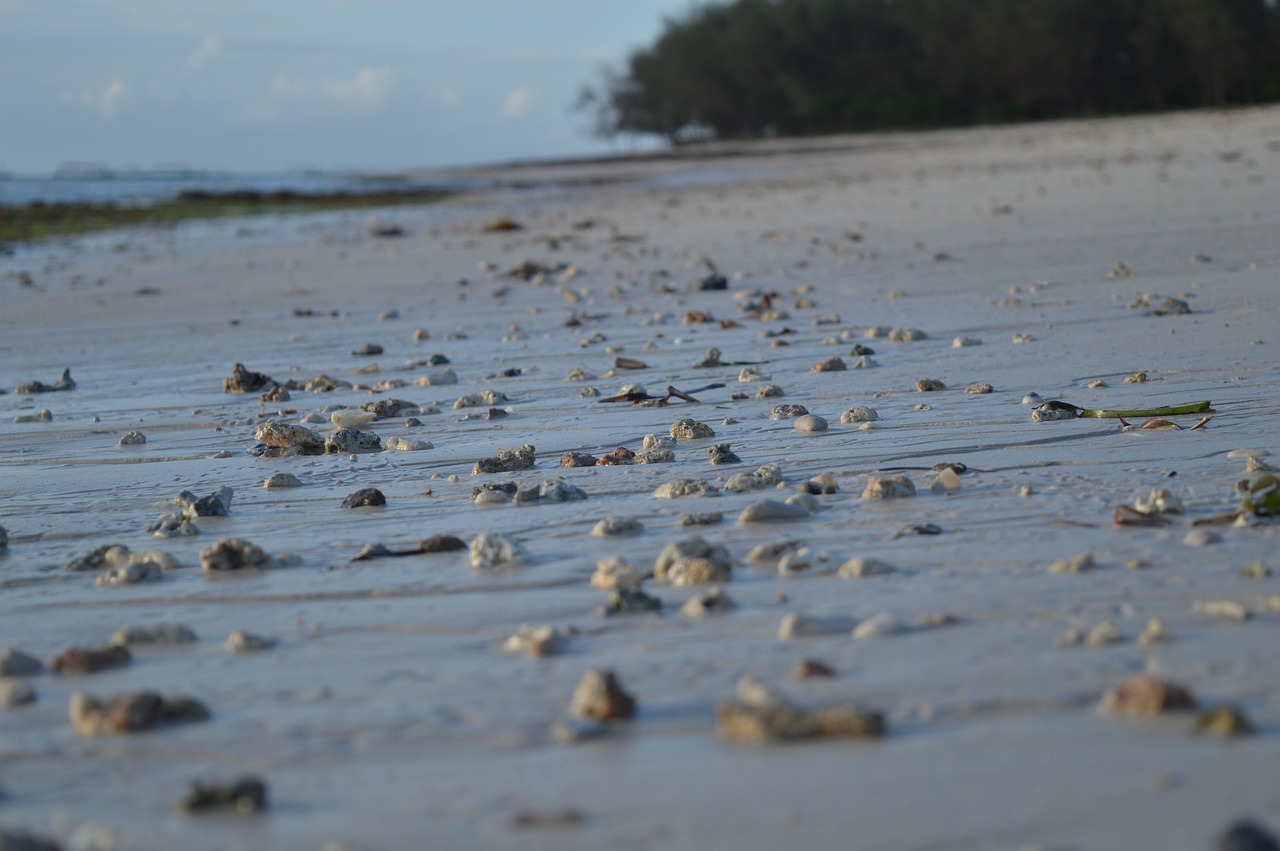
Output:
[{"xmin": 2, "ymin": 107, "xmax": 1280, "ymax": 851}]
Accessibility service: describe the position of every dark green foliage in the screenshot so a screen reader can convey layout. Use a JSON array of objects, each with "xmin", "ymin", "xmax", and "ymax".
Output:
[{"xmin": 580, "ymin": 0, "xmax": 1280, "ymax": 140}]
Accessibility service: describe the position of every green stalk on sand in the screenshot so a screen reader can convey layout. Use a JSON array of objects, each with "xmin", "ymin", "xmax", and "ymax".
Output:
[{"xmin": 1078, "ymin": 401, "xmax": 1215, "ymax": 419}]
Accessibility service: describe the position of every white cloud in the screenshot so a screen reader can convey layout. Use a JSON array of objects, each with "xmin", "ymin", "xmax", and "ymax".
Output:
[
  {"xmin": 325, "ymin": 66, "xmax": 394, "ymax": 105},
  {"xmin": 100, "ymin": 77, "xmax": 128, "ymax": 116},
  {"xmin": 501, "ymin": 86, "xmax": 534, "ymax": 118},
  {"xmin": 188, "ymin": 35, "xmax": 221, "ymax": 70}
]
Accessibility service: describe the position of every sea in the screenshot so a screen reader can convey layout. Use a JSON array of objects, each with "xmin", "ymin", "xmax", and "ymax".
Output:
[{"xmin": 0, "ymin": 167, "xmax": 467, "ymax": 208}]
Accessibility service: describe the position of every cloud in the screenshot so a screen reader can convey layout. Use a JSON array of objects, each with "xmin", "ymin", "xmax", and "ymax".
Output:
[
  {"xmin": 99, "ymin": 77, "xmax": 128, "ymax": 116},
  {"xmin": 502, "ymin": 86, "xmax": 534, "ymax": 118},
  {"xmin": 325, "ymin": 66, "xmax": 394, "ymax": 105},
  {"xmin": 188, "ymin": 35, "xmax": 221, "ymax": 70}
]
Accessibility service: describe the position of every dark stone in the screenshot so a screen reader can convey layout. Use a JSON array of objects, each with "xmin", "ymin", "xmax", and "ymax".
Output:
[
  {"xmin": 1218, "ymin": 821, "xmax": 1280, "ymax": 851},
  {"xmin": 341, "ymin": 487, "xmax": 387, "ymax": 508}
]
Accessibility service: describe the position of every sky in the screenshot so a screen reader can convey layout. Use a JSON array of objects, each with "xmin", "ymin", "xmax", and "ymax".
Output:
[{"xmin": 0, "ymin": 0, "xmax": 699, "ymax": 174}]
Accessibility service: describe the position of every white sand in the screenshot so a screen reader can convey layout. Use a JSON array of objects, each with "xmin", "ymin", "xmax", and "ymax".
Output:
[{"xmin": 2, "ymin": 107, "xmax": 1280, "ymax": 850}]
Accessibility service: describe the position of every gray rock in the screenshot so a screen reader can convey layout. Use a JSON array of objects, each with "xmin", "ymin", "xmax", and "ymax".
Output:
[
  {"xmin": 325, "ymin": 429, "xmax": 382, "ymax": 454},
  {"xmin": 739, "ymin": 499, "xmax": 809, "ymax": 523},
  {"xmin": 0, "ymin": 648, "xmax": 43, "ymax": 677}
]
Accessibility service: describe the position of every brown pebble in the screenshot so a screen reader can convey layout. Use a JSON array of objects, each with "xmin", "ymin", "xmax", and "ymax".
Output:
[
  {"xmin": 791, "ymin": 659, "xmax": 836, "ymax": 680},
  {"xmin": 569, "ymin": 669, "xmax": 636, "ymax": 722},
  {"xmin": 1195, "ymin": 704, "xmax": 1254, "ymax": 737},
  {"xmin": 51, "ymin": 644, "xmax": 131, "ymax": 675},
  {"xmin": 69, "ymin": 690, "xmax": 210, "ymax": 736},
  {"xmin": 716, "ymin": 701, "xmax": 884, "ymax": 743},
  {"xmin": 1100, "ymin": 675, "xmax": 1197, "ymax": 716},
  {"xmin": 419, "ymin": 534, "xmax": 466, "ymax": 553},
  {"xmin": 560, "ymin": 451, "xmax": 598, "ymax": 468},
  {"xmin": 341, "ymin": 487, "xmax": 386, "ymax": 508}
]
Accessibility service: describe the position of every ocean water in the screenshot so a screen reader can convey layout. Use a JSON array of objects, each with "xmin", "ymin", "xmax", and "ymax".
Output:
[{"xmin": 0, "ymin": 168, "xmax": 464, "ymax": 207}]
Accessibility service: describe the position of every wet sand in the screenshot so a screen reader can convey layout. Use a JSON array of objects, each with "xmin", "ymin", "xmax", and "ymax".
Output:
[{"xmin": 2, "ymin": 107, "xmax": 1280, "ymax": 851}]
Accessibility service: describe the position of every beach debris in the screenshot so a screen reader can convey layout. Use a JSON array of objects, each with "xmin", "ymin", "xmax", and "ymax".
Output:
[
  {"xmin": 65, "ymin": 544, "xmax": 123, "ymax": 572},
  {"xmin": 264, "ymin": 472, "xmax": 302, "ymax": 489},
  {"xmin": 811, "ymin": 356, "xmax": 846, "ymax": 373},
  {"xmin": 255, "ymin": 421, "xmax": 324, "ymax": 454},
  {"xmin": 474, "ymin": 443, "xmax": 536, "ymax": 474},
  {"xmin": 964, "ymin": 383, "xmax": 993, "ymax": 395},
  {"xmin": 636, "ymin": 447, "xmax": 675, "ymax": 464},
  {"xmin": 454, "ymin": 390, "xmax": 507, "ymax": 409},
  {"xmin": 1138, "ymin": 618, "xmax": 1173, "ymax": 646},
  {"xmin": 1193, "ymin": 600, "xmax": 1250, "ymax": 621},
  {"xmin": 1114, "ymin": 504, "xmax": 1170, "ymax": 527},
  {"xmin": 469, "ymin": 532, "xmax": 526, "ymax": 569},
  {"xmin": 1195, "ymin": 705, "xmax": 1254, "ymax": 738},
  {"xmin": 325, "ymin": 428, "xmax": 382, "ymax": 454},
  {"xmin": 223, "ymin": 363, "xmax": 273, "ymax": 394},
  {"xmin": 473, "ymin": 482, "xmax": 516, "ymax": 504},
  {"xmin": 1215, "ymin": 820, "xmax": 1279, "ymax": 851},
  {"xmin": 794, "ymin": 414, "xmax": 828, "ymax": 433},
  {"xmin": 838, "ymin": 557, "xmax": 897, "ymax": 578},
  {"xmin": 591, "ymin": 556, "xmax": 644, "ymax": 590},
  {"xmin": 931, "ymin": 467, "xmax": 961, "ymax": 493},
  {"xmin": 148, "ymin": 512, "xmax": 199, "ymax": 538},
  {"xmin": 51, "ymin": 645, "xmax": 131, "ymax": 675},
  {"xmin": 505, "ymin": 625, "xmax": 568, "ymax": 658},
  {"xmin": 799, "ymin": 472, "xmax": 840, "ymax": 495},
  {"xmin": 840, "ymin": 406, "xmax": 878, "ymax": 424},
  {"xmin": 862, "ymin": 475, "xmax": 916, "ymax": 500},
  {"xmin": 597, "ymin": 587, "xmax": 663, "ymax": 616},
  {"xmin": 1100, "ymin": 674, "xmax": 1197, "ymax": 716},
  {"xmin": 716, "ymin": 675, "xmax": 885, "ymax": 743},
  {"xmin": 179, "ymin": 777, "xmax": 268, "ymax": 815},
  {"xmin": 200, "ymin": 538, "xmax": 278, "ymax": 572},
  {"xmin": 118, "ymin": 430, "xmax": 146, "ymax": 446},
  {"xmin": 570, "ymin": 669, "xmax": 636, "ymax": 722},
  {"xmin": 889, "ymin": 328, "xmax": 927, "ymax": 342},
  {"xmin": 952, "ymin": 336, "xmax": 982, "ymax": 348},
  {"xmin": 776, "ymin": 547, "xmax": 827, "ymax": 578},
  {"xmin": 681, "ymin": 586, "xmax": 736, "ymax": 616},
  {"xmin": 1049, "ymin": 552, "xmax": 1095, "ymax": 574},
  {"xmin": 289, "ymin": 374, "xmax": 351, "ymax": 393},
  {"xmin": 331, "ymin": 409, "xmax": 376, "ymax": 429},
  {"xmin": 755, "ymin": 384, "xmax": 784, "ymax": 399},
  {"xmin": 1108, "ymin": 262, "xmax": 1134, "ymax": 279},
  {"xmin": 514, "ymin": 479, "xmax": 588, "ymax": 504},
  {"xmin": 725, "ymin": 463, "xmax": 783, "ymax": 493},
  {"xmin": 1239, "ymin": 562, "xmax": 1271, "ymax": 579},
  {"xmin": 615, "ymin": 356, "xmax": 648, "ymax": 370},
  {"xmin": 413, "ymin": 368, "xmax": 458, "ymax": 387},
  {"xmin": 483, "ymin": 215, "xmax": 523, "ymax": 232},
  {"xmin": 112, "ymin": 624, "xmax": 196, "ymax": 647},
  {"xmin": 0, "ymin": 679, "xmax": 37, "ymax": 709},
  {"xmin": 13, "ymin": 408, "xmax": 53, "ymax": 423},
  {"xmin": 0, "ymin": 648, "xmax": 43, "ymax": 677},
  {"xmin": 591, "ymin": 516, "xmax": 643, "ymax": 537},
  {"xmin": 778, "ymin": 612, "xmax": 859, "ymax": 638},
  {"xmin": 653, "ymin": 479, "xmax": 720, "ymax": 499},
  {"xmin": 16, "ymin": 367, "xmax": 76, "ymax": 394},
  {"xmin": 739, "ymin": 365, "xmax": 770, "ymax": 382},
  {"xmin": 792, "ymin": 659, "xmax": 836, "ymax": 680},
  {"xmin": 1194, "ymin": 473, "xmax": 1280, "ymax": 526},
  {"xmin": 748, "ymin": 540, "xmax": 806, "ymax": 567},
  {"xmin": 596, "ymin": 447, "xmax": 635, "ymax": 466},
  {"xmin": 561, "ymin": 451, "xmax": 598, "ymax": 468},
  {"xmin": 1085, "ymin": 622, "xmax": 1124, "ymax": 646},
  {"xmin": 260, "ymin": 384, "xmax": 290, "ymax": 403},
  {"xmin": 1136, "ymin": 488, "xmax": 1184, "ymax": 514},
  {"xmin": 176, "ymin": 487, "xmax": 233, "ymax": 519},
  {"xmin": 681, "ymin": 511, "xmax": 724, "ymax": 526},
  {"xmin": 852, "ymin": 612, "xmax": 910, "ymax": 639},
  {"xmin": 227, "ymin": 631, "xmax": 278, "ymax": 653},
  {"xmin": 654, "ymin": 536, "xmax": 732, "ymax": 585},
  {"xmin": 739, "ymin": 499, "xmax": 809, "ymax": 523},
  {"xmin": 670, "ymin": 418, "xmax": 715, "ymax": 440},
  {"xmin": 770, "ymin": 404, "xmax": 808, "ymax": 419},
  {"xmin": 69, "ymin": 690, "xmax": 210, "ymax": 736},
  {"xmin": 916, "ymin": 378, "xmax": 946, "ymax": 392},
  {"xmin": 341, "ymin": 487, "xmax": 387, "ymax": 508},
  {"xmin": 707, "ymin": 443, "xmax": 741, "ymax": 465}
]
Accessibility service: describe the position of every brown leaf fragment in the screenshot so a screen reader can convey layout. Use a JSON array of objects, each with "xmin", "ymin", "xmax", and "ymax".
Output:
[
  {"xmin": 1140, "ymin": 417, "xmax": 1182, "ymax": 430},
  {"xmin": 1190, "ymin": 414, "xmax": 1213, "ymax": 430}
]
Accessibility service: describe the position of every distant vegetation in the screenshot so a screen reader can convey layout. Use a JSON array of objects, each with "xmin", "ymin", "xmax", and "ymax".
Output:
[{"xmin": 579, "ymin": 0, "xmax": 1280, "ymax": 142}]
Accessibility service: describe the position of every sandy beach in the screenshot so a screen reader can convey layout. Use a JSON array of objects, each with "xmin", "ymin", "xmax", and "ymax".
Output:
[{"xmin": 3, "ymin": 106, "xmax": 1280, "ymax": 851}]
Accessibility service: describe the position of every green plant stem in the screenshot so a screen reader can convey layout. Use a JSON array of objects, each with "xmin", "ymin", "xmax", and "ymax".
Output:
[{"xmin": 1078, "ymin": 401, "xmax": 1215, "ymax": 419}]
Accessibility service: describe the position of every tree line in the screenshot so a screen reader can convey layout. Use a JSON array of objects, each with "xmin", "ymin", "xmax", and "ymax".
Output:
[{"xmin": 579, "ymin": 0, "xmax": 1280, "ymax": 142}]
